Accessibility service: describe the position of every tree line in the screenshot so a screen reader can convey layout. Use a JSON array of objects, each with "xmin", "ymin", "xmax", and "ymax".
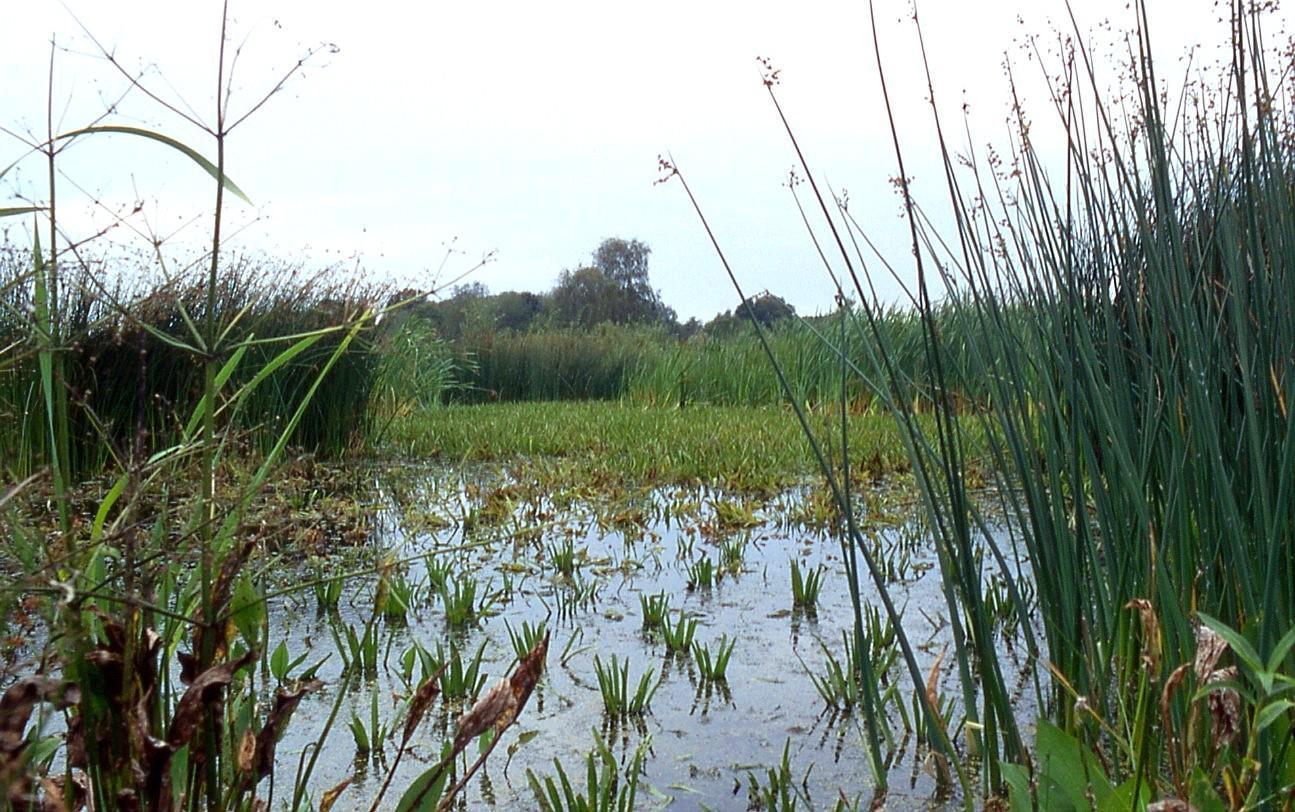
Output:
[{"xmin": 394, "ymin": 237, "xmax": 798, "ymax": 341}]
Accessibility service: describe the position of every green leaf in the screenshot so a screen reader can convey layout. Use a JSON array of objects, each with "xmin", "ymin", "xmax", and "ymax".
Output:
[
  {"xmin": 348, "ymin": 714, "xmax": 369, "ymax": 752},
  {"xmin": 1035, "ymin": 720, "xmax": 1113, "ymax": 810},
  {"xmin": 270, "ymin": 640, "xmax": 290, "ymax": 681},
  {"xmin": 230, "ymin": 572, "xmax": 264, "ymax": 649},
  {"xmin": 1100, "ymin": 776, "xmax": 1151, "ymax": 812},
  {"xmin": 1267, "ymin": 624, "xmax": 1295, "ymax": 674},
  {"xmin": 90, "ymin": 474, "xmax": 128, "ymax": 542},
  {"xmin": 478, "ymin": 727, "xmax": 496, "ymax": 755},
  {"xmin": 999, "ymin": 762, "xmax": 1033, "ymax": 812},
  {"xmin": 395, "ymin": 757, "xmax": 451, "ymax": 812},
  {"xmin": 1255, "ymin": 699, "xmax": 1294, "ymax": 733},
  {"xmin": 56, "ymin": 125, "xmax": 252, "ymax": 204},
  {"xmin": 1189, "ymin": 767, "xmax": 1227, "ymax": 812}
]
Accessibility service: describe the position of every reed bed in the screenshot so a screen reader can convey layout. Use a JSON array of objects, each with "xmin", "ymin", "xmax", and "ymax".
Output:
[
  {"xmin": 664, "ymin": 1, "xmax": 1295, "ymax": 806},
  {"xmin": 0, "ymin": 248, "xmax": 404, "ymax": 480}
]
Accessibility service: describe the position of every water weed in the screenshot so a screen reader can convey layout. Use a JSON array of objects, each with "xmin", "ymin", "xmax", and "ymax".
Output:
[
  {"xmin": 790, "ymin": 560, "xmax": 825, "ymax": 609},
  {"xmin": 593, "ymin": 655, "xmax": 659, "ymax": 719},
  {"xmin": 660, "ymin": 610, "xmax": 699, "ymax": 656},
  {"xmin": 692, "ymin": 635, "xmax": 736, "ymax": 683}
]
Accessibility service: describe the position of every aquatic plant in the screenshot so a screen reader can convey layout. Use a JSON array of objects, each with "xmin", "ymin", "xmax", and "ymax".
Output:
[
  {"xmin": 526, "ymin": 730, "xmax": 649, "ymax": 812},
  {"xmin": 593, "ymin": 655, "xmax": 659, "ymax": 719},
  {"xmin": 789, "ymin": 560, "xmax": 825, "ymax": 609},
  {"xmin": 692, "ymin": 635, "xmax": 736, "ymax": 683},
  {"xmin": 719, "ymin": 536, "xmax": 747, "ymax": 573},
  {"xmin": 433, "ymin": 640, "xmax": 488, "ymax": 702},
  {"xmin": 745, "ymin": 740, "xmax": 805, "ymax": 811},
  {"xmin": 547, "ymin": 537, "xmax": 579, "ymax": 579},
  {"xmin": 686, "ymin": 556, "xmax": 716, "ymax": 590},
  {"xmin": 506, "ymin": 619, "xmax": 549, "ymax": 664},
  {"xmin": 639, "ymin": 590, "xmax": 671, "ymax": 631},
  {"xmin": 440, "ymin": 573, "xmax": 480, "ymax": 627},
  {"xmin": 660, "ymin": 610, "xmax": 699, "ymax": 656}
]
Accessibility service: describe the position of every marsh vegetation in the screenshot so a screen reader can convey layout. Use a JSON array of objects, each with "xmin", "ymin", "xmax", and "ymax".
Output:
[{"xmin": 3, "ymin": 1, "xmax": 1294, "ymax": 810}]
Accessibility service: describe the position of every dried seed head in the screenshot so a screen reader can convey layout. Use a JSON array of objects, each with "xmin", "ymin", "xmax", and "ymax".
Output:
[{"xmin": 1125, "ymin": 598, "xmax": 1162, "ymax": 677}]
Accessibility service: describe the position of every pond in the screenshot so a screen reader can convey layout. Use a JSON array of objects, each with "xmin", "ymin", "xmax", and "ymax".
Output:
[{"xmin": 260, "ymin": 463, "xmax": 1037, "ymax": 810}]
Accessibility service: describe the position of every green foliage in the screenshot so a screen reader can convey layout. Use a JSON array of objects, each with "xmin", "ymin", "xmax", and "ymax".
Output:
[
  {"xmin": 686, "ymin": 557, "xmax": 716, "ymax": 590},
  {"xmin": 745, "ymin": 740, "xmax": 804, "ymax": 811},
  {"xmin": 526, "ymin": 730, "xmax": 649, "ymax": 812},
  {"xmin": 592, "ymin": 655, "xmax": 658, "ymax": 719},
  {"xmin": 692, "ymin": 635, "xmax": 735, "ymax": 683},
  {"xmin": 660, "ymin": 610, "xmax": 698, "ymax": 655},
  {"xmin": 382, "ymin": 400, "xmax": 920, "ymax": 492},
  {"xmin": 638, "ymin": 590, "xmax": 670, "ymax": 632},
  {"xmin": 790, "ymin": 560, "xmax": 824, "ymax": 609}
]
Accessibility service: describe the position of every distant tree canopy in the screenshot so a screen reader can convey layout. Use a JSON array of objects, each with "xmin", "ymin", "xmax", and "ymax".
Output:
[
  {"xmin": 401, "ymin": 238, "xmax": 803, "ymax": 341},
  {"xmin": 703, "ymin": 293, "xmax": 797, "ymax": 335},
  {"xmin": 551, "ymin": 238, "xmax": 675, "ymax": 328}
]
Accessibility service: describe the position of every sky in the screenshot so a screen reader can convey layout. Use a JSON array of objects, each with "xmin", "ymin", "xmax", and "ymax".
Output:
[{"xmin": 1, "ymin": 1, "xmax": 1286, "ymax": 322}]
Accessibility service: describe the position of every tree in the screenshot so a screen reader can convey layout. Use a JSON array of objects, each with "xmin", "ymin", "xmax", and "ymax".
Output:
[
  {"xmin": 703, "ymin": 293, "xmax": 796, "ymax": 335},
  {"xmin": 550, "ymin": 238, "xmax": 673, "ymax": 328}
]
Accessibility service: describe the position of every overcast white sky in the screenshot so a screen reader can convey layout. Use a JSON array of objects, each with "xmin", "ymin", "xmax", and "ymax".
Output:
[{"xmin": 2, "ymin": 1, "xmax": 1284, "ymax": 321}]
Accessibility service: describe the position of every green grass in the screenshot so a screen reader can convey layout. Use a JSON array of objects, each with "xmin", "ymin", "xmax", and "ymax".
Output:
[{"xmin": 383, "ymin": 401, "xmax": 920, "ymax": 492}]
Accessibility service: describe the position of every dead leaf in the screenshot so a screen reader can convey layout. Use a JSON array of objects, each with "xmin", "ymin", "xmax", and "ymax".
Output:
[
  {"xmin": 1206, "ymin": 666, "xmax": 1241, "ymax": 749},
  {"xmin": 252, "ymin": 678, "xmax": 322, "ymax": 780},
  {"xmin": 319, "ymin": 777, "xmax": 353, "ymax": 812},
  {"xmin": 237, "ymin": 729, "xmax": 256, "ymax": 773},
  {"xmin": 1125, "ymin": 598, "xmax": 1162, "ymax": 677},
  {"xmin": 453, "ymin": 678, "xmax": 516, "ymax": 755},
  {"xmin": 1193, "ymin": 624, "xmax": 1228, "ymax": 681},
  {"xmin": 166, "ymin": 649, "xmax": 257, "ymax": 752},
  {"xmin": 402, "ymin": 665, "xmax": 447, "ymax": 746}
]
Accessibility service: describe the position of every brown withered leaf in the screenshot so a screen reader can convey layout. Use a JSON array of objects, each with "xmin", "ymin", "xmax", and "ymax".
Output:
[
  {"xmin": 0, "ymin": 676, "xmax": 79, "ymax": 753},
  {"xmin": 507, "ymin": 630, "xmax": 549, "ymax": 718},
  {"xmin": 1193, "ymin": 624, "xmax": 1229, "ymax": 681},
  {"xmin": 453, "ymin": 679, "xmax": 516, "ymax": 755},
  {"xmin": 402, "ymin": 664, "xmax": 448, "ymax": 745},
  {"xmin": 252, "ymin": 678, "xmax": 323, "ymax": 780},
  {"xmin": 38, "ymin": 777, "xmax": 69, "ymax": 812},
  {"xmin": 450, "ymin": 631, "xmax": 550, "ymax": 762},
  {"xmin": 166, "ymin": 648, "xmax": 257, "ymax": 750},
  {"xmin": 0, "ymin": 676, "xmax": 79, "ymax": 807},
  {"xmin": 319, "ymin": 777, "xmax": 353, "ymax": 812},
  {"xmin": 237, "ymin": 729, "xmax": 256, "ymax": 773},
  {"xmin": 1160, "ymin": 663, "xmax": 1190, "ymax": 732},
  {"xmin": 1125, "ymin": 599, "xmax": 1162, "ymax": 677},
  {"xmin": 925, "ymin": 646, "xmax": 947, "ymax": 712},
  {"xmin": 187, "ymin": 539, "xmax": 258, "ymax": 682},
  {"xmin": 1206, "ymin": 666, "xmax": 1241, "ymax": 748}
]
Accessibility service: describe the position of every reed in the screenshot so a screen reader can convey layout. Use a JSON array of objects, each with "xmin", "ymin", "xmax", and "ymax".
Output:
[{"xmin": 667, "ymin": 0, "xmax": 1295, "ymax": 803}]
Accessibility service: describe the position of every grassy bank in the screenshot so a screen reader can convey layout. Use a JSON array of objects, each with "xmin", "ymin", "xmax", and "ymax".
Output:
[
  {"xmin": 0, "ymin": 249, "xmax": 389, "ymax": 480},
  {"xmin": 444, "ymin": 305, "xmax": 1026, "ymax": 409},
  {"xmin": 384, "ymin": 400, "xmax": 926, "ymax": 491}
]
